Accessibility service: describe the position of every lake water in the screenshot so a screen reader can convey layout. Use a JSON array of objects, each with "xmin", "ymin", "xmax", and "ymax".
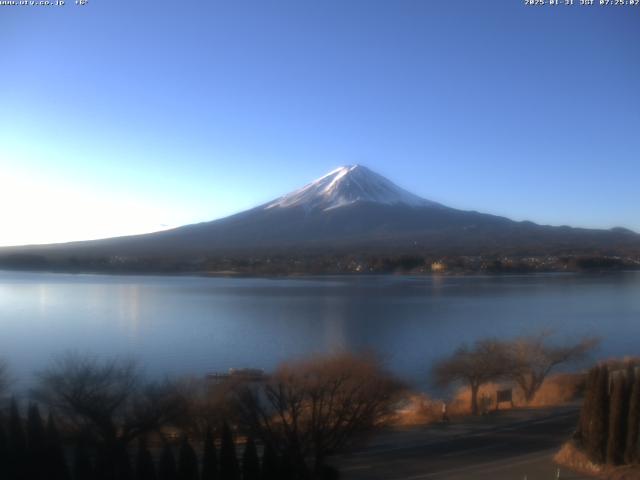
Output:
[{"xmin": 1, "ymin": 270, "xmax": 639, "ymax": 391}]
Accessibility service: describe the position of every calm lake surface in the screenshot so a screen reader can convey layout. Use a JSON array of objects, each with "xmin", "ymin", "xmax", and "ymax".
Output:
[{"xmin": 1, "ymin": 270, "xmax": 639, "ymax": 390}]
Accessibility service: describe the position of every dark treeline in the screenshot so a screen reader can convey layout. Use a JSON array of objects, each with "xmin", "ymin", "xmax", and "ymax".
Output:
[
  {"xmin": 0, "ymin": 352, "xmax": 400, "ymax": 480},
  {"xmin": 576, "ymin": 359, "xmax": 640, "ymax": 466},
  {"xmin": 0, "ymin": 401, "xmax": 302, "ymax": 480},
  {"xmin": 0, "ymin": 252, "xmax": 638, "ymax": 276}
]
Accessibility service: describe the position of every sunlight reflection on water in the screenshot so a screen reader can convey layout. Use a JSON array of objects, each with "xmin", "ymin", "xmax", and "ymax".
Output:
[{"xmin": 0, "ymin": 271, "xmax": 639, "ymax": 392}]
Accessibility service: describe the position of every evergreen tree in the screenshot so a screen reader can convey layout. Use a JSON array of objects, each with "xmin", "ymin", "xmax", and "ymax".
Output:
[
  {"xmin": 26, "ymin": 404, "xmax": 47, "ymax": 480},
  {"xmin": 74, "ymin": 441, "xmax": 95, "ymax": 480},
  {"xmin": 136, "ymin": 437, "xmax": 157, "ymax": 480},
  {"xmin": 94, "ymin": 446, "xmax": 115, "ymax": 480},
  {"xmin": 115, "ymin": 442, "xmax": 133, "ymax": 480},
  {"xmin": 260, "ymin": 443, "xmax": 279, "ymax": 480},
  {"xmin": 8, "ymin": 398, "xmax": 27, "ymax": 480},
  {"xmin": 241, "ymin": 437, "xmax": 260, "ymax": 480},
  {"xmin": 607, "ymin": 374, "xmax": 628, "ymax": 464},
  {"xmin": 586, "ymin": 366, "xmax": 609, "ymax": 464},
  {"xmin": 578, "ymin": 367, "xmax": 599, "ymax": 444},
  {"xmin": 625, "ymin": 373, "xmax": 640, "ymax": 464},
  {"xmin": 219, "ymin": 423, "xmax": 239, "ymax": 480},
  {"xmin": 317, "ymin": 465, "xmax": 340, "ymax": 480},
  {"xmin": 27, "ymin": 404, "xmax": 46, "ymax": 447},
  {"xmin": 178, "ymin": 436, "xmax": 199, "ymax": 480},
  {"xmin": 201, "ymin": 427, "xmax": 218, "ymax": 480},
  {"xmin": 0, "ymin": 420, "xmax": 9, "ymax": 479},
  {"xmin": 46, "ymin": 413, "xmax": 71, "ymax": 480},
  {"xmin": 158, "ymin": 444, "xmax": 178, "ymax": 480},
  {"xmin": 278, "ymin": 449, "xmax": 294, "ymax": 480}
]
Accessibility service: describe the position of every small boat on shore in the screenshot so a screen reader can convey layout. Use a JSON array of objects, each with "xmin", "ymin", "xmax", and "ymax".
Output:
[{"xmin": 206, "ymin": 367, "xmax": 266, "ymax": 382}]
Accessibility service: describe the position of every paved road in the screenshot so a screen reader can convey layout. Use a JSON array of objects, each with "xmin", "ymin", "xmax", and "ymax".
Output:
[{"xmin": 333, "ymin": 407, "xmax": 590, "ymax": 480}]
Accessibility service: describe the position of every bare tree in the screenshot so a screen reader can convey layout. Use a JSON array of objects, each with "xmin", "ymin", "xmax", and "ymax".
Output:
[
  {"xmin": 432, "ymin": 339, "xmax": 510, "ymax": 415},
  {"xmin": 506, "ymin": 333, "xmax": 598, "ymax": 402},
  {"xmin": 33, "ymin": 353, "xmax": 187, "ymax": 448},
  {"xmin": 233, "ymin": 352, "xmax": 405, "ymax": 478},
  {"xmin": 172, "ymin": 376, "xmax": 237, "ymax": 438}
]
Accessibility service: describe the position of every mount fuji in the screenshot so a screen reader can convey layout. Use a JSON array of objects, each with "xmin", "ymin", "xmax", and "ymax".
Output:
[{"xmin": 1, "ymin": 165, "xmax": 639, "ymax": 271}]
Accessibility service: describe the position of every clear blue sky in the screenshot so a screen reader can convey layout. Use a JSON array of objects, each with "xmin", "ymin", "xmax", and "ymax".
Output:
[{"xmin": 1, "ymin": 0, "xmax": 638, "ymax": 246}]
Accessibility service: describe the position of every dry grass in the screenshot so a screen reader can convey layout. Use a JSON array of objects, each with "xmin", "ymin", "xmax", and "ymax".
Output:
[
  {"xmin": 395, "ymin": 391, "xmax": 494, "ymax": 426},
  {"xmin": 394, "ymin": 393, "xmax": 443, "ymax": 426},
  {"xmin": 394, "ymin": 373, "xmax": 585, "ymax": 426},
  {"xmin": 554, "ymin": 442, "xmax": 640, "ymax": 479},
  {"xmin": 394, "ymin": 382, "xmax": 516, "ymax": 426},
  {"xmin": 554, "ymin": 442, "xmax": 603, "ymax": 477},
  {"xmin": 450, "ymin": 382, "xmax": 503, "ymax": 413},
  {"xmin": 528, "ymin": 372, "xmax": 585, "ymax": 406},
  {"xmin": 450, "ymin": 373, "xmax": 584, "ymax": 413}
]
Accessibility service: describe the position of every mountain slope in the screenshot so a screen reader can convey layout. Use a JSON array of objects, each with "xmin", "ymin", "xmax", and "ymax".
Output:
[{"xmin": 1, "ymin": 165, "xmax": 639, "ymax": 269}]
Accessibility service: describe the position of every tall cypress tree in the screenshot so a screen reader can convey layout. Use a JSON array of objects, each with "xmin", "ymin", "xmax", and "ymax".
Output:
[
  {"xmin": 201, "ymin": 427, "xmax": 218, "ymax": 480},
  {"xmin": 115, "ymin": 442, "xmax": 133, "ymax": 480},
  {"xmin": 0, "ymin": 419, "xmax": 9, "ymax": 479},
  {"xmin": 136, "ymin": 437, "xmax": 157, "ymax": 480},
  {"xmin": 158, "ymin": 444, "xmax": 178, "ymax": 480},
  {"xmin": 8, "ymin": 398, "xmax": 27, "ymax": 480},
  {"xmin": 607, "ymin": 374, "xmax": 627, "ymax": 465},
  {"xmin": 241, "ymin": 437, "xmax": 260, "ymax": 480},
  {"xmin": 587, "ymin": 365, "xmax": 609, "ymax": 464},
  {"xmin": 94, "ymin": 446, "xmax": 115, "ymax": 480},
  {"xmin": 260, "ymin": 443, "xmax": 279, "ymax": 480},
  {"xmin": 74, "ymin": 441, "xmax": 95, "ymax": 480},
  {"xmin": 578, "ymin": 367, "xmax": 599, "ymax": 445},
  {"xmin": 219, "ymin": 423, "xmax": 239, "ymax": 480},
  {"xmin": 46, "ymin": 413, "xmax": 71, "ymax": 480},
  {"xmin": 625, "ymin": 372, "xmax": 640, "ymax": 464},
  {"xmin": 27, "ymin": 404, "xmax": 47, "ymax": 480},
  {"xmin": 178, "ymin": 436, "xmax": 199, "ymax": 480},
  {"xmin": 278, "ymin": 449, "xmax": 294, "ymax": 480}
]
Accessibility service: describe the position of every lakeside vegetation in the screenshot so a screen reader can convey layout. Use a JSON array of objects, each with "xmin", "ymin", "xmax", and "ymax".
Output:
[
  {"xmin": 432, "ymin": 333, "xmax": 597, "ymax": 415},
  {"xmin": 0, "ymin": 353, "xmax": 403, "ymax": 480},
  {"xmin": 0, "ymin": 332, "xmax": 599, "ymax": 480}
]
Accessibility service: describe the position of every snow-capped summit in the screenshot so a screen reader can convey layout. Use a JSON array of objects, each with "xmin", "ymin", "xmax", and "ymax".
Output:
[{"xmin": 265, "ymin": 165, "xmax": 439, "ymax": 212}]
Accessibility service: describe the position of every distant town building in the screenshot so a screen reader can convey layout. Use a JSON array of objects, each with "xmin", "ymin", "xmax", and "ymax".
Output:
[{"xmin": 431, "ymin": 261, "xmax": 446, "ymax": 273}]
